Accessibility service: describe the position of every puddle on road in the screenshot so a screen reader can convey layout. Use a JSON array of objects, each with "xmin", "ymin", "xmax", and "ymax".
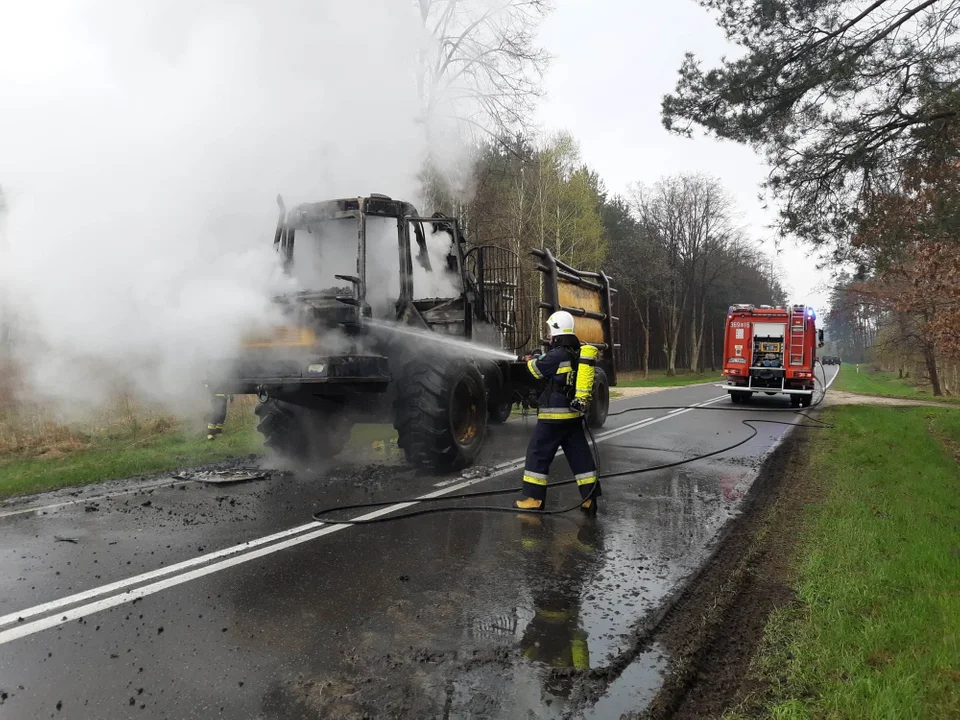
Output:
[
  {"xmin": 585, "ymin": 645, "xmax": 667, "ymax": 719},
  {"xmin": 208, "ymin": 460, "xmax": 761, "ymax": 719},
  {"xmin": 440, "ymin": 644, "xmax": 666, "ymax": 720},
  {"xmin": 445, "ymin": 466, "xmax": 756, "ymax": 718}
]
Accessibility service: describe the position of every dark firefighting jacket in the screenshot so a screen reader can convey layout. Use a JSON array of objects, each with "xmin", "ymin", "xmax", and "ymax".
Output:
[{"xmin": 526, "ymin": 337, "xmax": 598, "ymax": 422}]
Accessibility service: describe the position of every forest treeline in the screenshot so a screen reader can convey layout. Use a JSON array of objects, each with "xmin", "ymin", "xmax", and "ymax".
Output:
[
  {"xmin": 3, "ymin": 0, "xmax": 958, "ymax": 392},
  {"xmin": 426, "ymin": 133, "xmax": 785, "ymax": 376}
]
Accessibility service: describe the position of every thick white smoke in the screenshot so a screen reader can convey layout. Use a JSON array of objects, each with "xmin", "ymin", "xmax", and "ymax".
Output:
[
  {"xmin": 0, "ymin": 1, "xmax": 468, "ymax": 415},
  {"xmin": 412, "ymin": 228, "xmax": 464, "ymax": 300}
]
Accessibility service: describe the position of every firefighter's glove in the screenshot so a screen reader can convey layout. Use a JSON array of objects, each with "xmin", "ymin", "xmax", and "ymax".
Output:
[{"xmin": 570, "ymin": 397, "xmax": 588, "ymax": 415}]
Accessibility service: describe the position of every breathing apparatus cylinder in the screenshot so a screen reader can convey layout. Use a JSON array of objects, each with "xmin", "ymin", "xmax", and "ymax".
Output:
[{"xmin": 574, "ymin": 345, "xmax": 598, "ymax": 404}]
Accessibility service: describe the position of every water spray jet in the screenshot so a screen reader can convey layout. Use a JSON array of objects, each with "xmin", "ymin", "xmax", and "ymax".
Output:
[{"xmin": 366, "ymin": 318, "xmax": 518, "ymax": 362}]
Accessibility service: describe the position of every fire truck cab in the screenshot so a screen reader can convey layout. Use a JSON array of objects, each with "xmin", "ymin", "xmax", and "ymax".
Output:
[{"xmin": 722, "ymin": 304, "xmax": 823, "ymax": 407}]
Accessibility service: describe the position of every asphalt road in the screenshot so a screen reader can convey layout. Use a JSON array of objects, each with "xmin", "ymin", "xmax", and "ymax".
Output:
[{"xmin": 0, "ymin": 369, "xmax": 836, "ymax": 720}]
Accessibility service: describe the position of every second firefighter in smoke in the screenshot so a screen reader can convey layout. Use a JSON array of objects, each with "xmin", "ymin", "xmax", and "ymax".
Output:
[
  {"xmin": 207, "ymin": 392, "xmax": 228, "ymax": 441},
  {"xmin": 515, "ymin": 310, "xmax": 601, "ymax": 513}
]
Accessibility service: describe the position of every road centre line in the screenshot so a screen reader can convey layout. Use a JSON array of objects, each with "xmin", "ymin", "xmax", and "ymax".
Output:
[
  {"xmin": 0, "ymin": 395, "xmax": 727, "ymax": 646},
  {"xmin": 431, "ymin": 395, "xmax": 725, "ymax": 489},
  {"xmin": 823, "ymin": 366, "xmax": 840, "ymax": 390},
  {"xmin": 0, "ymin": 520, "xmax": 322, "ymax": 629},
  {"xmin": 1, "ymin": 407, "xmax": 671, "ymax": 631}
]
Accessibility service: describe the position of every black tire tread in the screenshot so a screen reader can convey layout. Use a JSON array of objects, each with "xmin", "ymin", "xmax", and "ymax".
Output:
[
  {"xmin": 488, "ymin": 401, "xmax": 513, "ymax": 424},
  {"xmin": 393, "ymin": 359, "xmax": 487, "ymax": 472},
  {"xmin": 587, "ymin": 368, "xmax": 610, "ymax": 428},
  {"xmin": 255, "ymin": 399, "xmax": 349, "ymax": 464}
]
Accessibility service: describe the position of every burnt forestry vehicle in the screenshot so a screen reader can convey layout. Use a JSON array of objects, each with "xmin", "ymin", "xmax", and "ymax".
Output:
[{"xmin": 210, "ymin": 194, "xmax": 618, "ymax": 471}]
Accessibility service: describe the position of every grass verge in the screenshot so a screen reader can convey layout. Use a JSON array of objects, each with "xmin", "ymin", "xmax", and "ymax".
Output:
[
  {"xmin": 729, "ymin": 406, "xmax": 960, "ymax": 719},
  {"xmin": 0, "ymin": 404, "xmax": 263, "ymax": 499},
  {"xmin": 618, "ymin": 370, "xmax": 719, "ymax": 388},
  {"xmin": 0, "ymin": 398, "xmax": 409, "ymax": 500},
  {"xmin": 832, "ymin": 365, "xmax": 960, "ymax": 404}
]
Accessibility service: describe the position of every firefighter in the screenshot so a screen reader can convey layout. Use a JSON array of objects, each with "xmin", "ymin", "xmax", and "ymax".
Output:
[
  {"xmin": 515, "ymin": 310, "xmax": 601, "ymax": 513},
  {"xmin": 206, "ymin": 391, "xmax": 229, "ymax": 441}
]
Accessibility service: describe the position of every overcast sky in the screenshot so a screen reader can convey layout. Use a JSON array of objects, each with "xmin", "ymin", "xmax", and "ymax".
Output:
[{"xmin": 534, "ymin": 0, "xmax": 835, "ymax": 315}]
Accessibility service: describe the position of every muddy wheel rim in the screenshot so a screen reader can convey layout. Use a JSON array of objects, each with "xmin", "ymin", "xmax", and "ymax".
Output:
[{"xmin": 451, "ymin": 377, "xmax": 482, "ymax": 445}]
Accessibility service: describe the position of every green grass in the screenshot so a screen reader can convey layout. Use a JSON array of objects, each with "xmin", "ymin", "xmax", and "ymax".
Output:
[
  {"xmin": 0, "ymin": 403, "xmax": 406, "ymax": 499},
  {"xmin": 617, "ymin": 369, "xmax": 720, "ymax": 388},
  {"xmin": 733, "ymin": 406, "xmax": 960, "ymax": 719},
  {"xmin": 0, "ymin": 411, "xmax": 264, "ymax": 499},
  {"xmin": 832, "ymin": 365, "xmax": 960, "ymax": 404}
]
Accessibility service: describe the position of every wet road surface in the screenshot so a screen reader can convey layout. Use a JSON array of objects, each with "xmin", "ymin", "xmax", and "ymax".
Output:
[{"xmin": 0, "ymin": 371, "xmax": 836, "ymax": 719}]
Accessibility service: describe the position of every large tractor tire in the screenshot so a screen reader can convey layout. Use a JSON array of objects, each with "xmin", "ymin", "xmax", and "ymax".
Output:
[
  {"xmin": 587, "ymin": 368, "xmax": 610, "ymax": 429},
  {"xmin": 488, "ymin": 399, "xmax": 513, "ymax": 425},
  {"xmin": 394, "ymin": 358, "xmax": 488, "ymax": 472},
  {"xmin": 255, "ymin": 399, "xmax": 351, "ymax": 466}
]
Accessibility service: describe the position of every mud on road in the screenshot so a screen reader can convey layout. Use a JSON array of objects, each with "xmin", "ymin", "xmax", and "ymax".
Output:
[{"xmin": 629, "ymin": 426, "xmax": 820, "ymax": 719}]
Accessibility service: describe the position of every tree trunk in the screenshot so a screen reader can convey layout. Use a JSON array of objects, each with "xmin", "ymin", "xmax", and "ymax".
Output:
[
  {"xmin": 692, "ymin": 297, "xmax": 707, "ymax": 373},
  {"xmin": 710, "ymin": 319, "xmax": 716, "ymax": 372},
  {"xmin": 661, "ymin": 298, "xmax": 683, "ymax": 377},
  {"xmin": 689, "ymin": 300, "xmax": 698, "ymax": 371},
  {"xmin": 923, "ymin": 343, "xmax": 942, "ymax": 396},
  {"xmin": 643, "ymin": 297, "xmax": 650, "ymax": 378},
  {"xmin": 668, "ymin": 307, "xmax": 682, "ymax": 376}
]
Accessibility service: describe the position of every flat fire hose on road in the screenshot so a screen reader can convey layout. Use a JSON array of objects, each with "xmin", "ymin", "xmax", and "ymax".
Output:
[{"xmin": 312, "ymin": 363, "xmax": 833, "ymax": 524}]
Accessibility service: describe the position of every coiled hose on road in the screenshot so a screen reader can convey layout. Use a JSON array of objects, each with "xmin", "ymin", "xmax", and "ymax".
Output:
[{"xmin": 312, "ymin": 363, "xmax": 833, "ymax": 524}]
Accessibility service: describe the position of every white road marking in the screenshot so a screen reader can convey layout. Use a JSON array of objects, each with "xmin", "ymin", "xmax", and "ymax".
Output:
[
  {"xmin": 0, "ymin": 395, "xmax": 729, "ymax": 646},
  {"xmin": 823, "ymin": 366, "xmax": 840, "ymax": 391},
  {"xmin": 431, "ymin": 478, "xmax": 465, "ymax": 488},
  {"xmin": 430, "ymin": 410, "xmax": 665, "ymax": 488},
  {"xmin": 712, "ymin": 365, "xmax": 841, "ymax": 394},
  {"xmin": 0, "ymin": 521, "xmax": 321, "ymax": 628},
  {"xmin": 0, "ymin": 478, "xmax": 198, "ymax": 520}
]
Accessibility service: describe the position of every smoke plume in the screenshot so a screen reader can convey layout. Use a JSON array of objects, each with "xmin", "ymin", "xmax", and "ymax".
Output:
[{"xmin": 0, "ymin": 1, "xmax": 468, "ymax": 416}]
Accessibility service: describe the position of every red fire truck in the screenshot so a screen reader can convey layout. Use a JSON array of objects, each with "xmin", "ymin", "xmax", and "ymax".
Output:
[{"xmin": 722, "ymin": 304, "xmax": 824, "ymax": 407}]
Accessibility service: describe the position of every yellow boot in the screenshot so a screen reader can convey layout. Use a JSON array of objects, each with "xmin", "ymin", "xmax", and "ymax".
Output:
[{"xmin": 514, "ymin": 497, "xmax": 544, "ymax": 511}]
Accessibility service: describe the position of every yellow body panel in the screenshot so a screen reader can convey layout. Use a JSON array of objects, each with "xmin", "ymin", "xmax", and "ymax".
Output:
[
  {"xmin": 557, "ymin": 281, "xmax": 604, "ymax": 344},
  {"xmin": 242, "ymin": 326, "xmax": 318, "ymax": 348}
]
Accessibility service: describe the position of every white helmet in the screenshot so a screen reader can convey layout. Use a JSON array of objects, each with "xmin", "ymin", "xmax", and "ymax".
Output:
[{"xmin": 546, "ymin": 310, "xmax": 575, "ymax": 338}]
